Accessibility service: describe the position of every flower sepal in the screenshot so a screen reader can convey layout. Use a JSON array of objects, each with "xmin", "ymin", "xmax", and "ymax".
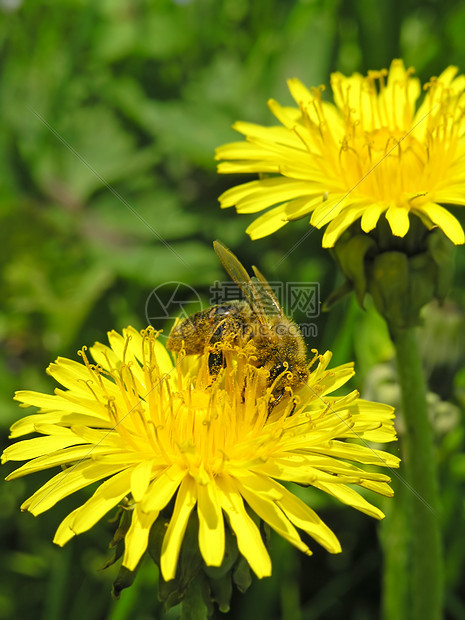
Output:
[
  {"xmin": 146, "ymin": 511, "xmax": 253, "ymax": 616},
  {"xmin": 325, "ymin": 233, "xmax": 377, "ymax": 310},
  {"xmin": 371, "ymin": 230, "xmax": 455, "ymax": 330},
  {"xmin": 107, "ymin": 501, "xmax": 138, "ymax": 599},
  {"xmin": 427, "ymin": 227, "xmax": 456, "ymax": 301},
  {"xmin": 112, "ymin": 565, "xmax": 138, "ymax": 600},
  {"xmin": 329, "ymin": 219, "xmax": 456, "ymax": 330}
]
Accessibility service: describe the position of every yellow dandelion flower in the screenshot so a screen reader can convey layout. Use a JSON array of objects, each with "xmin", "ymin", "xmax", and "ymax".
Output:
[
  {"xmin": 216, "ymin": 59, "xmax": 465, "ymax": 247},
  {"xmin": 2, "ymin": 327, "xmax": 399, "ymax": 581}
]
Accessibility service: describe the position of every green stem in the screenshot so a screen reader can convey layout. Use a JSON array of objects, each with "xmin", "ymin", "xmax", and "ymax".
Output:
[
  {"xmin": 391, "ymin": 326, "xmax": 443, "ymax": 620},
  {"xmin": 380, "ymin": 470, "xmax": 410, "ymax": 620}
]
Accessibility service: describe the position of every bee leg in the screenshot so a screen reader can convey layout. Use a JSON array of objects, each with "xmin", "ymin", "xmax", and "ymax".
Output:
[
  {"xmin": 208, "ymin": 351, "xmax": 224, "ymax": 376},
  {"xmin": 268, "ymin": 392, "xmax": 297, "ymax": 415},
  {"xmin": 288, "ymin": 397, "xmax": 297, "ymax": 415},
  {"xmin": 240, "ymin": 380, "xmax": 247, "ymax": 403},
  {"xmin": 267, "ymin": 394, "xmax": 280, "ymax": 413}
]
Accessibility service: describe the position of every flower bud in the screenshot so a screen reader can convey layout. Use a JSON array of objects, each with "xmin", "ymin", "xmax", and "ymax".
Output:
[{"xmin": 328, "ymin": 216, "xmax": 456, "ymax": 330}]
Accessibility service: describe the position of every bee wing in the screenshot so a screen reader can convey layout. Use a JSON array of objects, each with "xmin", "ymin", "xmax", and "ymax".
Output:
[
  {"xmin": 251, "ymin": 266, "xmax": 286, "ymax": 318},
  {"xmin": 213, "ymin": 240, "xmax": 276, "ymax": 324}
]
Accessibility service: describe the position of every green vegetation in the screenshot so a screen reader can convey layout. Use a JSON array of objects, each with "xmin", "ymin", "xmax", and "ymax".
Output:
[{"xmin": 1, "ymin": 1, "xmax": 465, "ymax": 618}]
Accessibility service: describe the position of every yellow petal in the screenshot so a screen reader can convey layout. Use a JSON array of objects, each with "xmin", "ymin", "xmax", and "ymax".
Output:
[
  {"xmin": 3, "ymin": 433, "xmax": 85, "ymax": 463},
  {"xmin": 218, "ymin": 179, "xmax": 269, "ymax": 209},
  {"xmin": 268, "ymin": 99, "xmax": 300, "ymax": 129},
  {"xmin": 236, "ymin": 181, "xmax": 316, "ymax": 214},
  {"xmin": 197, "ymin": 478, "xmax": 225, "ymax": 567},
  {"xmin": 53, "ymin": 468, "xmax": 133, "ymax": 545},
  {"xmin": 246, "ymin": 205, "xmax": 289, "ymax": 239},
  {"xmin": 130, "ymin": 459, "xmax": 154, "ymax": 503},
  {"xmin": 219, "ymin": 177, "xmax": 317, "ymax": 214},
  {"xmin": 123, "ymin": 503, "xmax": 159, "ymax": 571},
  {"xmin": 106, "ymin": 330, "xmax": 133, "ymax": 362},
  {"xmin": 322, "ymin": 205, "xmax": 368, "ymax": 247},
  {"xmin": 141, "ymin": 464, "xmax": 185, "ymax": 513},
  {"xmin": 331, "ymin": 71, "xmax": 363, "ymax": 114},
  {"xmin": 310, "ymin": 195, "xmax": 351, "ymax": 228},
  {"xmin": 8, "ymin": 411, "xmax": 111, "ymax": 439},
  {"xmin": 383, "ymin": 60, "xmax": 420, "ymax": 127},
  {"xmin": 14, "ymin": 390, "xmax": 74, "ymax": 411},
  {"xmin": 160, "ymin": 476, "xmax": 197, "ymax": 581},
  {"xmin": 216, "ymin": 476, "xmax": 271, "ymax": 579},
  {"xmin": 435, "ymin": 186, "xmax": 465, "ymax": 205},
  {"xmin": 309, "ymin": 438, "xmax": 399, "ymax": 468},
  {"xmin": 361, "ymin": 479, "xmax": 394, "ymax": 497},
  {"xmin": 89, "ymin": 333, "xmax": 143, "ymax": 392},
  {"xmin": 215, "ymin": 141, "xmax": 273, "ymax": 162},
  {"xmin": 349, "ymin": 400, "xmax": 398, "ymax": 443},
  {"xmin": 313, "ymin": 481, "xmax": 385, "ymax": 519},
  {"xmin": 385, "ymin": 206, "xmax": 410, "ymax": 237},
  {"xmin": 53, "ymin": 506, "xmax": 82, "ymax": 546},
  {"xmin": 417, "ymin": 202, "xmax": 465, "ymax": 244},
  {"xmin": 273, "ymin": 480, "xmax": 341, "ymax": 553},
  {"xmin": 283, "ymin": 195, "xmax": 324, "ymax": 221},
  {"xmin": 232, "ymin": 120, "xmax": 303, "ymax": 147},
  {"xmin": 47, "ymin": 357, "xmax": 114, "ymax": 395},
  {"xmin": 68, "ymin": 426, "xmax": 119, "ymax": 448},
  {"xmin": 287, "ymin": 78, "xmax": 314, "ymax": 106},
  {"xmin": 126, "ymin": 326, "xmax": 174, "ymax": 375},
  {"xmin": 217, "ymin": 160, "xmax": 280, "ymax": 175},
  {"xmin": 234, "ymin": 474, "xmax": 312, "ymax": 555},
  {"xmin": 86, "ymin": 341, "xmax": 121, "ymax": 372},
  {"xmin": 436, "ymin": 65, "xmax": 459, "ymax": 86},
  {"xmin": 22, "ymin": 462, "xmax": 126, "ymax": 514},
  {"xmin": 279, "ymin": 159, "xmax": 332, "ymax": 183},
  {"xmin": 216, "ymin": 139, "xmax": 282, "ymax": 163},
  {"xmin": 250, "ymin": 458, "xmax": 345, "ymax": 486},
  {"xmin": 309, "ymin": 359, "xmax": 355, "ymax": 395},
  {"xmin": 361, "ymin": 203, "xmax": 387, "ymax": 232},
  {"xmin": 66, "ymin": 469, "xmax": 132, "ymax": 532},
  {"xmin": 3, "ymin": 444, "xmax": 111, "ymax": 478}
]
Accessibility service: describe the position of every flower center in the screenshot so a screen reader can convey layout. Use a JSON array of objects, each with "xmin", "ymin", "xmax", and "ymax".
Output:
[{"xmin": 304, "ymin": 67, "xmax": 464, "ymax": 207}]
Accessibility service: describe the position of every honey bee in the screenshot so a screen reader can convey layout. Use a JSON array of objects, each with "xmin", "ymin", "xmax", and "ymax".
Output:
[{"xmin": 166, "ymin": 241, "xmax": 309, "ymax": 404}]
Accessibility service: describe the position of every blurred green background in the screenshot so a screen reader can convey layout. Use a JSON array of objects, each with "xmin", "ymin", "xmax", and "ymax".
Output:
[{"xmin": 1, "ymin": 0, "xmax": 465, "ymax": 618}]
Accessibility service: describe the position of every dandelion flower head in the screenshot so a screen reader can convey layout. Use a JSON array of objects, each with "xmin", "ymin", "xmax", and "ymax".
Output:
[
  {"xmin": 3, "ymin": 327, "xmax": 399, "ymax": 581},
  {"xmin": 216, "ymin": 60, "xmax": 465, "ymax": 247}
]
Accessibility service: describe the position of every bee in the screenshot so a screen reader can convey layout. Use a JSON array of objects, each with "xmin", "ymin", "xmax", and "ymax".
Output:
[{"xmin": 166, "ymin": 241, "xmax": 309, "ymax": 404}]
